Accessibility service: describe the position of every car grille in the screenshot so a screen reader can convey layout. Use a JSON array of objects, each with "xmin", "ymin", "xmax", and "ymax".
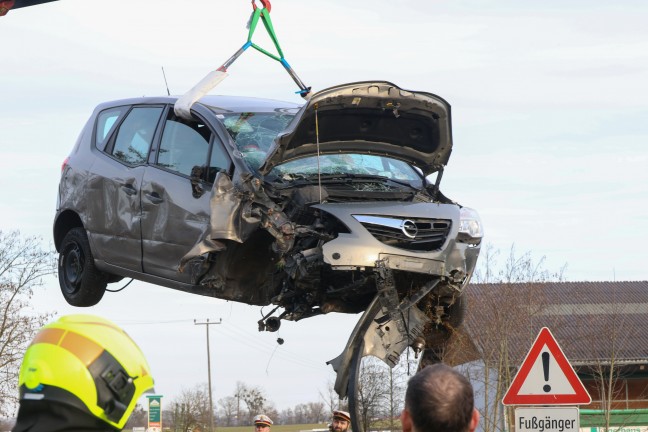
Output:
[{"xmin": 355, "ymin": 215, "xmax": 452, "ymax": 251}]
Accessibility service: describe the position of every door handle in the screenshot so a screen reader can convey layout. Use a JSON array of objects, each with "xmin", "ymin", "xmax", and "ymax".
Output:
[
  {"xmin": 145, "ymin": 192, "xmax": 164, "ymax": 204},
  {"xmin": 121, "ymin": 183, "xmax": 137, "ymax": 196}
]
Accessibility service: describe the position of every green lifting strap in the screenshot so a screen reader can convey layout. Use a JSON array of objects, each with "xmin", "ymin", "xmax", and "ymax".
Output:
[
  {"xmin": 234, "ymin": 0, "xmax": 310, "ymax": 97},
  {"xmin": 247, "ymin": 4, "xmax": 284, "ymax": 61},
  {"xmin": 174, "ymin": 0, "xmax": 311, "ymax": 120}
]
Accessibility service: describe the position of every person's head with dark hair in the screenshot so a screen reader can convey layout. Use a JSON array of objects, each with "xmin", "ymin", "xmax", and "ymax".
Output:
[{"xmin": 401, "ymin": 364, "xmax": 480, "ymax": 432}]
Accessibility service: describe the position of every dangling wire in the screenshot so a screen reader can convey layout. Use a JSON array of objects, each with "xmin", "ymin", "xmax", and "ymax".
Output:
[
  {"xmin": 265, "ymin": 330, "xmax": 284, "ymax": 375},
  {"xmin": 106, "ymin": 278, "xmax": 134, "ymax": 293}
]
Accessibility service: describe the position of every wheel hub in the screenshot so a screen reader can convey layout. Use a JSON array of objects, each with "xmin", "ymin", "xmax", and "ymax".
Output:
[{"xmin": 62, "ymin": 244, "xmax": 83, "ymax": 293}]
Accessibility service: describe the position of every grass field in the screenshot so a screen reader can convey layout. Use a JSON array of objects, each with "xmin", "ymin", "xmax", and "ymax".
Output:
[
  {"xmin": 129, "ymin": 421, "xmax": 402, "ymax": 432},
  {"xmin": 127, "ymin": 425, "xmax": 329, "ymax": 432}
]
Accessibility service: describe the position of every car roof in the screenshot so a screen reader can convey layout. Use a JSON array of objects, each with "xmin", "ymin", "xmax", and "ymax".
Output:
[{"xmin": 94, "ymin": 95, "xmax": 302, "ymax": 114}]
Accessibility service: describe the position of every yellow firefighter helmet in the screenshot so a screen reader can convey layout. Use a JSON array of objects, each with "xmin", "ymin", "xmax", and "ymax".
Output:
[{"xmin": 18, "ymin": 314, "xmax": 154, "ymax": 429}]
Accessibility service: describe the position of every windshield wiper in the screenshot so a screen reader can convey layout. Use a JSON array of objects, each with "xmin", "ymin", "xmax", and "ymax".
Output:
[
  {"xmin": 314, "ymin": 173, "xmax": 419, "ymax": 190},
  {"xmin": 268, "ymin": 173, "xmax": 420, "ymax": 192}
]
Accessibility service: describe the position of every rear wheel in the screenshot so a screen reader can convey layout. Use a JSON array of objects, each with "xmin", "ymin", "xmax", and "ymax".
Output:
[{"xmin": 58, "ymin": 227, "xmax": 106, "ymax": 306}]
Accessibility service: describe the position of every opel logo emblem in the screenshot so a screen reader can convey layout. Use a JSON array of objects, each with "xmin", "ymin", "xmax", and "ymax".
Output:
[{"xmin": 401, "ymin": 219, "xmax": 418, "ymax": 239}]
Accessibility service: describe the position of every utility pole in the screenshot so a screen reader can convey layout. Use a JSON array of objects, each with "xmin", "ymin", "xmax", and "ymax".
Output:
[{"xmin": 194, "ymin": 318, "xmax": 222, "ymax": 432}]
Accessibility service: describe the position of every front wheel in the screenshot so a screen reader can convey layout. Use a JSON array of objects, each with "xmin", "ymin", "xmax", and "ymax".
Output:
[
  {"xmin": 58, "ymin": 227, "xmax": 106, "ymax": 306},
  {"xmin": 347, "ymin": 337, "xmax": 366, "ymax": 432}
]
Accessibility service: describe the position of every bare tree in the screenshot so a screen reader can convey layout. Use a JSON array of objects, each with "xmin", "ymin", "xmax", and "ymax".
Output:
[
  {"xmin": 242, "ymin": 386, "xmax": 266, "ymax": 413},
  {"xmin": 460, "ymin": 243, "xmax": 567, "ymax": 432},
  {"xmin": 217, "ymin": 395, "xmax": 237, "ymax": 426},
  {"xmin": 0, "ymin": 230, "xmax": 55, "ymax": 415},
  {"xmin": 278, "ymin": 407, "xmax": 294, "ymax": 424},
  {"xmin": 228, "ymin": 381, "xmax": 269, "ymax": 425},
  {"xmin": 355, "ymin": 350, "xmax": 417, "ymax": 431},
  {"xmin": 461, "ymin": 284, "xmax": 546, "ymax": 432},
  {"xmin": 233, "ymin": 381, "xmax": 246, "ymax": 426},
  {"xmin": 278, "ymin": 408, "xmax": 295, "ymax": 424},
  {"xmin": 169, "ymin": 384, "xmax": 212, "ymax": 432},
  {"xmin": 288, "ymin": 401, "xmax": 325, "ymax": 424},
  {"xmin": 241, "ymin": 384, "xmax": 268, "ymax": 424},
  {"xmin": 320, "ymin": 379, "xmax": 341, "ymax": 414},
  {"xmin": 473, "ymin": 243, "xmax": 567, "ymax": 284},
  {"xmin": 355, "ymin": 357, "xmax": 388, "ymax": 432},
  {"xmin": 306, "ymin": 401, "xmax": 325, "ymax": 423},
  {"xmin": 263, "ymin": 403, "xmax": 279, "ymax": 425},
  {"xmin": 383, "ymin": 357, "xmax": 415, "ymax": 430},
  {"xmin": 293, "ymin": 403, "xmax": 307, "ymax": 424}
]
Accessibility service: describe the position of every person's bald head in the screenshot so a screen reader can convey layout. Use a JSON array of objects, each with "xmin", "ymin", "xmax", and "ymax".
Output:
[{"xmin": 402, "ymin": 364, "xmax": 479, "ymax": 432}]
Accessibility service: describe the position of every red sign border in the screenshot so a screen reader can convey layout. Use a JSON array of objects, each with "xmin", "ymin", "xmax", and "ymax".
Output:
[{"xmin": 502, "ymin": 327, "xmax": 591, "ymax": 405}]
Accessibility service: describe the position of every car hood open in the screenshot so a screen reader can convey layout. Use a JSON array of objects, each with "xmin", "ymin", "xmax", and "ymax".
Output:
[{"xmin": 258, "ymin": 81, "xmax": 453, "ymax": 176}]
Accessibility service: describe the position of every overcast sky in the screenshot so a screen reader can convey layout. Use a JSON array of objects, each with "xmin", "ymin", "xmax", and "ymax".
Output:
[{"xmin": 1, "ymin": 0, "xmax": 647, "ymax": 415}]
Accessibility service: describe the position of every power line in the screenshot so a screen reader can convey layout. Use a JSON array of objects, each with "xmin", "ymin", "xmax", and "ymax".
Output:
[
  {"xmin": 117, "ymin": 316, "xmax": 327, "ymax": 369},
  {"xmin": 217, "ymin": 322, "xmax": 327, "ymax": 370}
]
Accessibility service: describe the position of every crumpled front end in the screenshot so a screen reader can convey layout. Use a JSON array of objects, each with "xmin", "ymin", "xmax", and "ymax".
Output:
[{"xmin": 315, "ymin": 201, "xmax": 479, "ymax": 282}]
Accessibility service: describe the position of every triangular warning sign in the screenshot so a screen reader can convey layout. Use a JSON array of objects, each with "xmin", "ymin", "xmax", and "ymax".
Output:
[{"xmin": 502, "ymin": 327, "xmax": 591, "ymax": 405}]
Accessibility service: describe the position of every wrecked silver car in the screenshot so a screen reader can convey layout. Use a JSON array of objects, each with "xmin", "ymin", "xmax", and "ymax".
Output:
[{"xmin": 54, "ymin": 81, "xmax": 482, "ymax": 424}]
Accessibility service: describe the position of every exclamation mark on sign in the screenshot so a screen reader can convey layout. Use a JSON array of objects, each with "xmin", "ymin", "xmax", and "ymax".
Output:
[{"xmin": 542, "ymin": 352, "xmax": 551, "ymax": 392}]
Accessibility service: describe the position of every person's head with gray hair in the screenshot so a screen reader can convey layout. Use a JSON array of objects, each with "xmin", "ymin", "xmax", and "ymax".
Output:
[{"xmin": 401, "ymin": 363, "xmax": 480, "ymax": 432}]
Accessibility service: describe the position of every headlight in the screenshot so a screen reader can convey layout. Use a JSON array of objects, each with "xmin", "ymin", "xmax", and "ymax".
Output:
[{"xmin": 458, "ymin": 207, "xmax": 483, "ymax": 239}]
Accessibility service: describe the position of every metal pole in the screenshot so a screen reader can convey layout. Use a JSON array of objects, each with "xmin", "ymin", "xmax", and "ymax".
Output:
[{"xmin": 195, "ymin": 318, "xmax": 222, "ymax": 432}]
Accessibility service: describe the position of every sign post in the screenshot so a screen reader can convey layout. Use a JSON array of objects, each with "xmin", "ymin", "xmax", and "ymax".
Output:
[
  {"xmin": 147, "ymin": 394, "xmax": 163, "ymax": 432},
  {"xmin": 503, "ymin": 328, "xmax": 591, "ymax": 431}
]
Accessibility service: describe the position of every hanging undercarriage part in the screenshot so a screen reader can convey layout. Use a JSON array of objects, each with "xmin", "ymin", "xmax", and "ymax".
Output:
[
  {"xmin": 258, "ymin": 305, "xmax": 283, "ymax": 332},
  {"xmin": 326, "ymin": 261, "xmax": 464, "ymax": 432},
  {"xmin": 175, "ymin": 0, "xmax": 311, "ymax": 119}
]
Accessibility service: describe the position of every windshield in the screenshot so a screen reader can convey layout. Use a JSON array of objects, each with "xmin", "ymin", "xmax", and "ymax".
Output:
[
  {"xmin": 268, "ymin": 154, "xmax": 423, "ymax": 184},
  {"xmin": 219, "ymin": 111, "xmax": 296, "ymax": 169}
]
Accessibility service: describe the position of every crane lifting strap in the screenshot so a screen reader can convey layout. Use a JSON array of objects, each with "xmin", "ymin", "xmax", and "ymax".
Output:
[{"xmin": 175, "ymin": 0, "xmax": 311, "ymax": 119}]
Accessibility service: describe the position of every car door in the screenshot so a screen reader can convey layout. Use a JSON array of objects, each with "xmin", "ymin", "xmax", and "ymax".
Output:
[
  {"xmin": 140, "ymin": 108, "xmax": 231, "ymax": 282},
  {"xmin": 86, "ymin": 105, "xmax": 164, "ymax": 271}
]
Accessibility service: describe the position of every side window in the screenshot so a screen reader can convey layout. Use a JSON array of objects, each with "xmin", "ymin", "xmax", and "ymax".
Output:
[
  {"xmin": 112, "ymin": 106, "xmax": 163, "ymax": 165},
  {"xmin": 95, "ymin": 107, "xmax": 126, "ymax": 151},
  {"xmin": 157, "ymin": 112, "xmax": 212, "ymax": 177}
]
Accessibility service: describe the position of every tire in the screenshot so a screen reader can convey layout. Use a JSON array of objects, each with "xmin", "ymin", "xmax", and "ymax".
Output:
[
  {"xmin": 58, "ymin": 227, "xmax": 107, "ymax": 306},
  {"xmin": 348, "ymin": 338, "xmax": 366, "ymax": 432},
  {"xmin": 446, "ymin": 293, "xmax": 467, "ymax": 328},
  {"xmin": 346, "ymin": 298, "xmax": 382, "ymax": 432}
]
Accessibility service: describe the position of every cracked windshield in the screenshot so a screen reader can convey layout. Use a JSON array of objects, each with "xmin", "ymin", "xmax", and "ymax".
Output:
[{"xmin": 220, "ymin": 111, "xmax": 422, "ymax": 184}]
